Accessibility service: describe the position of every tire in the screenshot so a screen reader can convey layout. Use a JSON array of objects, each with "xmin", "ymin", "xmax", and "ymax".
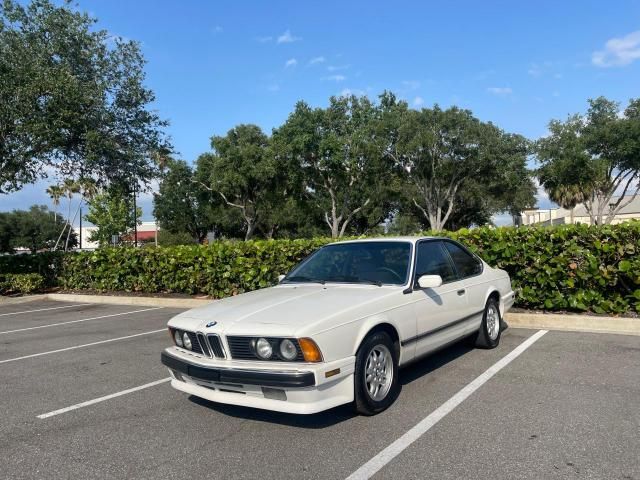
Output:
[
  {"xmin": 475, "ymin": 297, "xmax": 502, "ymax": 349},
  {"xmin": 353, "ymin": 331, "xmax": 400, "ymax": 416}
]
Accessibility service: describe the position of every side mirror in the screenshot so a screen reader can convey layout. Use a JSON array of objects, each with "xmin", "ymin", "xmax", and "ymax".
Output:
[
  {"xmin": 417, "ymin": 274, "xmax": 442, "ymax": 289},
  {"xmin": 277, "ymin": 274, "xmax": 286, "ymax": 283}
]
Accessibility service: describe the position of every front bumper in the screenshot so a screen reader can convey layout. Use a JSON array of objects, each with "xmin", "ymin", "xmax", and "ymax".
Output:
[
  {"xmin": 161, "ymin": 351, "xmax": 315, "ymax": 388},
  {"xmin": 161, "ymin": 348, "xmax": 356, "ymax": 414}
]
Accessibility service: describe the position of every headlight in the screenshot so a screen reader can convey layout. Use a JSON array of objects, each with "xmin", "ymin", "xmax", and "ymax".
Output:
[
  {"xmin": 255, "ymin": 337, "xmax": 272, "ymax": 359},
  {"xmin": 182, "ymin": 332, "xmax": 192, "ymax": 350},
  {"xmin": 173, "ymin": 330, "xmax": 183, "ymax": 347},
  {"xmin": 279, "ymin": 339, "xmax": 298, "ymax": 361}
]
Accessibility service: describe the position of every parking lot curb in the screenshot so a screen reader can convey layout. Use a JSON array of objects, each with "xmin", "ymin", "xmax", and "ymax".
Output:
[
  {"xmin": 44, "ymin": 293, "xmax": 212, "ymax": 309},
  {"xmin": 0, "ymin": 294, "xmax": 46, "ymax": 305},
  {"xmin": 505, "ymin": 311, "xmax": 640, "ymax": 336}
]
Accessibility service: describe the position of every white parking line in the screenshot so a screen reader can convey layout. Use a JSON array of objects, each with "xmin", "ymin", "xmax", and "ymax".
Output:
[
  {"xmin": 0, "ymin": 304, "xmax": 86, "ymax": 317},
  {"xmin": 0, "ymin": 307, "xmax": 163, "ymax": 335},
  {"xmin": 345, "ymin": 330, "xmax": 548, "ymax": 480},
  {"xmin": 37, "ymin": 378, "xmax": 171, "ymax": 419},
  {"xmin": 0, "ymin": 329, "xmax": 166, "ymax": 365}
]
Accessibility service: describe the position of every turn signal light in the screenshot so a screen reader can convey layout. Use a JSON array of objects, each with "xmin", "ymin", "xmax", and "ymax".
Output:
[{"xmin": 298, "ymin": 338, "xmax": 323, "ymax": 362}]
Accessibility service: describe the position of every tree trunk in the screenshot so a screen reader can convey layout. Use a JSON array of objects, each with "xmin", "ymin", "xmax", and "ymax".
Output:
[
  {"xmin": 245, "ymin": 221, "xmax": 256, "ymax": 241},
  {"xmin": 65, "ymin": 202, "xmax": 82, "ymax": 251},
  {"xmin": 331, "ymin": 219, "xmax": 339, "ymax": 239}
]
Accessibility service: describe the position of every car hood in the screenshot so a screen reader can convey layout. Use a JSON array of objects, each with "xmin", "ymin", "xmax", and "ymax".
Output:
[{"xmin": 168, "ymin": 284, "xmax": 400, "ymax": 336}]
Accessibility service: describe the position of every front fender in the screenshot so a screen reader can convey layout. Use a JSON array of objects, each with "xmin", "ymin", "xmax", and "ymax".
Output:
[{"xmin": 312, "ymin": 312, "xmax": 415, "ymax": 366}]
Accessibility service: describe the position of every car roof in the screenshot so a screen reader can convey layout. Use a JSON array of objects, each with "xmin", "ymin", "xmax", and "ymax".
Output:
[{"xmin": 328, "ymin": 236, "xmax": 443, "ymax": 245}]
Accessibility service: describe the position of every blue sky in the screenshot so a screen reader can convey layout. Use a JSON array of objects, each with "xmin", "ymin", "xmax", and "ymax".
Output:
[{"xmin": 2, "ymin": 0, "xmax": 640, "ymax": 223}]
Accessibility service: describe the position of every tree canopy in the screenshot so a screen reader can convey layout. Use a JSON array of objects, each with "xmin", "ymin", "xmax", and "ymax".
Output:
[
  {"xmin": 386, "ymin": 103, "xmax": 534, "ymax": 231},
  {"xmin": 153, "ymin": 159, "xmax": 234, "ymax": 243},
  {"xmin": 0, "ymin": 0, "xmax": 171, "ymax": 194},
  {"xmin": 0, "ymin": 205, "xmax": 75, "ymax": 253},
  {"xmin": 536, "ymin": 97, "xmax": 640, "ymax": 225},
  {"xmin": 154, "ymin": 93, "xmax": 537, "ymax": 240},
  {"xmin": 84, "ymin": 187, "xmax": 141, "ymax": 246},
  {"xmin": 274, "ymin": 95, "xmax": 391, "ymax": 237},
  {"xmin": 196, "ymin": 125, "xmax": 287, "ymax": 240}
]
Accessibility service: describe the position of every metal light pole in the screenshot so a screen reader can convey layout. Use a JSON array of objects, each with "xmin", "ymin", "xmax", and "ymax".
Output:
[{"xmin": 132, "ymin": 182, "xmax": 138, "ymax": 247}]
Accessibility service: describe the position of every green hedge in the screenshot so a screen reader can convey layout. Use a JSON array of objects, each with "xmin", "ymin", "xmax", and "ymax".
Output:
[
  {"xmin": 445, "ymin": 223, "xmax": 640, "ymax": 314},
  {"xmin": 0, "ymin": 252, "xmax": 64, "ymax": 287},
  {"xmin": 1, "ymin": 223, "xmax": 639, "ymax": 314},
  {"xmin": 59, "ymin": 239, "xmax": 330, "ymax": 298},
  {"xmin": 0, "ymin": 273, "xmax": 45, "ymax": 294}
]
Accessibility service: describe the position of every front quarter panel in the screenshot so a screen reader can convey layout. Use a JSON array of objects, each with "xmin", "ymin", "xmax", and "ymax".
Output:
[{"xmin": 312, "ymin": 303, "xmax": 417, "ymax": 366}]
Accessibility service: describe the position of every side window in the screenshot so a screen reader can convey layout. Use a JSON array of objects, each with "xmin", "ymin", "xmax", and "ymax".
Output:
[
  {"xmin": 444, "ymin": 242, "xmax": 482, "ymax": 278},
  {"xmin": 415, "ymin": 241, "xmax": 457, "ymax": 284}
]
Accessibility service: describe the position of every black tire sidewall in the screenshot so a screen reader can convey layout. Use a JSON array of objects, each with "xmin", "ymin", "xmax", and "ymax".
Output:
[
  {"xmin": 354, "ymin": 331, "xmax": 399, "ymax": 415},
  {"xmin": 479, "ymin": 298, "xmax": 501, "ymax": 348}
]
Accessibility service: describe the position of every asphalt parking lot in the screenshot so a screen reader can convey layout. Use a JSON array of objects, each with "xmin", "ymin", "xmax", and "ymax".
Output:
[{"xmin": 1, "ymin": 300, "xmax": 638, "ymax": 480}]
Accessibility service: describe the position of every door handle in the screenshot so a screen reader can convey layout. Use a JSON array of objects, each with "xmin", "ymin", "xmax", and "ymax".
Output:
[{"xmin": 457, "ymin": 289, "xmax": 466, "ymax": 296}]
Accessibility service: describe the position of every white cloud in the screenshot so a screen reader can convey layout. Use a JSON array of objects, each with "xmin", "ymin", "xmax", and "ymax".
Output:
[
  {"xmin": 212, "ymin": 25, "xmax": 223, "ymax": 34},
  {"xmin": 325, "ymin": 74, "xmax": 346, "ymax": 82},
  {"xmin": 257, "ymin": 36, "xmax": 273, "ymax": 43},
  {"xmin": 487, "ymin": 87, "xmax": 513, "ymax": 96},
  {"xmin": 309, "ymin": 56, "xmax": 325, "ymax": 65},
  {"xmin": 327, "ymin": 64, "xmax": 350, "ymax": 71},
  {"xmin": 402, "ymin": 80, "xmax": 421, "ymax": 90},
  {"xmin": 285, "ymin": 58, "xmax": 297, "ymax": 68},
  {"xmin": 412, "ymin": 96, "xmax": 424, "ymax": 107},
  {"xmin": 277, "ymin": 29, "xmax": 301, "ymax": 44},
  {"xmin": 592, "ymin": 30, "xmax": 640, "ymax": 67}
]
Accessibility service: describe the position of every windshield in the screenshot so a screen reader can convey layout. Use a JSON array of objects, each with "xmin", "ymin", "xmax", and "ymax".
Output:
[{"xmin": 284, "ymin": 241, "xmax": 412, "ymax": 286}]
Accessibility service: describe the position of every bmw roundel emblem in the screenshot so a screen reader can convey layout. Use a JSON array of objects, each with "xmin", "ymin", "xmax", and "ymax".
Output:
[{"xmin": 206, "ymin": 321, "xmax": 217, "ymax": 328}]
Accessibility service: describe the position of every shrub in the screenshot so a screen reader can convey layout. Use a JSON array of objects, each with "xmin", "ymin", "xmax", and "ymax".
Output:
[
  {"xmin": 58, "ymin": 238, "xmax": 330, "ymax": 298},
  {"xmin": 2, "ymin": 222, "xmax": 639, "ymax": 314},
  {"xmin": 156, "ymin": 230, "xmax": 197, "ymax": 246},
  {"xmin": 1, "ymin": 273, "xmax": 45, "ymax": 294},
  {"xmin": 0, "ymin": 252, "xmax": 64, "ymax": 286},
  {"xmin": 442, "ymin": 222, "xmax": 640, "ymax": 314}
]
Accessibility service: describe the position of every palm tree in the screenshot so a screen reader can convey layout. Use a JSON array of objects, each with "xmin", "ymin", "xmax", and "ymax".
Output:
[
  {"xmin": 46, "ymin": 185, "xmax": 64, "ymax": 222},
  {"xmin": 53, "ymin": 179, "xmax": 81, "ymax": 251},
  {"xmin": 64, "ymin": 177, "xmax": 98, "ymax": 250},
  {"xmin": 546, "ymin": 184, "xmax": 588, "ymax": 224}
]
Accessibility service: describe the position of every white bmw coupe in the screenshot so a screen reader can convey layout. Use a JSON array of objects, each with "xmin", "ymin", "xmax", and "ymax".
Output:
[{"xmin": 162, "ymin": 237, "xmax": 515, "ymax": 415}]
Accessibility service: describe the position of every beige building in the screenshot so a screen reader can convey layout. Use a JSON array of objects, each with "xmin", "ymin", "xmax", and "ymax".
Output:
[{"xmin": 520, "ymin": 195, "xmax": 640, "ymax": 226}]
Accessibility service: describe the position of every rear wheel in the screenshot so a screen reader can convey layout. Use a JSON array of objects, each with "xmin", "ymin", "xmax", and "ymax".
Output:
[
  {"xmin": 353, "ymin": 331, "xmax": 399, "ymax": 415},
  {"xmin": 475, "ymin": 298, "xmax": 502, "ymax": 349}
]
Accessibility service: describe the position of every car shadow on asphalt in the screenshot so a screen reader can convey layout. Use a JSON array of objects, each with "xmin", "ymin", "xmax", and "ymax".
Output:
[
  {"xmin": 188, "ymin": 395, "xmax": 355, "ymax": 428},
  {"xmin": 400, "ymin": 339, "xmax": 474, "ymax": 386},
  {"xmin": 188, "ymin": 339, "xmax": 474, "ymax": 428}
]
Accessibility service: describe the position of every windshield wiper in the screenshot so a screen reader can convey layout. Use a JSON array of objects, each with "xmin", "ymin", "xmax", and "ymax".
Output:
[
  {"xmin": 325, "ymin": 275, "xmax": 383, "ymax": 287},
  {"xmin": 282, "ymin": 275, "xmax": 326, "ymax": 285}
]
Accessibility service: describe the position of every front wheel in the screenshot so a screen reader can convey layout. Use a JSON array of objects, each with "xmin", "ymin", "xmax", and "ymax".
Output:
[
  {"xmin": 353, "ymin": 331, "xmax": 400, "ymax": 415},
  {"xmin": 475, "ymin": 298, "xmax": 502, "ymax": 349}
]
